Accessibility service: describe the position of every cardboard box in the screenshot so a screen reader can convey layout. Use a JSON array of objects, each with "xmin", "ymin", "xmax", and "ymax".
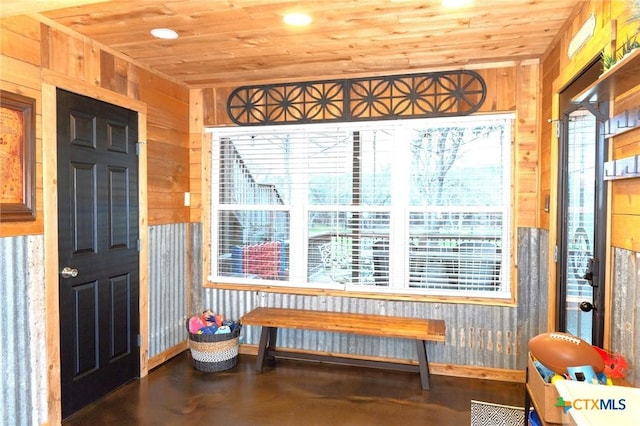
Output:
[{"xmin": 527, "ymin": 352, "xmax": 563, "ymax": 424}]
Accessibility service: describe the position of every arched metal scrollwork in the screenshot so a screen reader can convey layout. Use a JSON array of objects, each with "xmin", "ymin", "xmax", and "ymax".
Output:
[{"xmin": 227, "ymin": 70, "xmax": 486, "ymax": 126}]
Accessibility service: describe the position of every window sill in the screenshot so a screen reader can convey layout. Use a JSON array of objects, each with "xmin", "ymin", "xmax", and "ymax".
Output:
[{"xmin": 204, "ymin": 280, "xmax": 517, "ymax": 307}]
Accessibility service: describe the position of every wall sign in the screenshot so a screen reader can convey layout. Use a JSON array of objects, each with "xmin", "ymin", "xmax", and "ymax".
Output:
[{"xmin": 1, "ymin": 90, "xmax": 36, "ymax": 221}]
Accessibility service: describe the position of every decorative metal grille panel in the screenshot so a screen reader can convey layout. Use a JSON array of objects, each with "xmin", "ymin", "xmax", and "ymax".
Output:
[{"xmin": 227, "ymin": 70, "xmax": 486, "ymax": 126}]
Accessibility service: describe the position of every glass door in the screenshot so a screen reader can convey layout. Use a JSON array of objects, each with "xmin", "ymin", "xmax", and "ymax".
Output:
[
  {"xmin": 556, "ymin": 69, "xmax": 607, "ymax": 346},
  {"xmin": 563, "ymin": 109, "xmax": 596, "ymax": 340}
]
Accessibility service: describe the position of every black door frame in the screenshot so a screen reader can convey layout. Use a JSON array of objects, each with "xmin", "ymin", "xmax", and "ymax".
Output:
[{"xmin": 555, "ymin": 60, "xmax": 608, "ymax": 346}]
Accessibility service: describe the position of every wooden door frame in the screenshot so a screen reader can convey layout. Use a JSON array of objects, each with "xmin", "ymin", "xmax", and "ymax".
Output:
[{"xmin": 42, "ymin": 71, "xmax": 148, "ymax": 425}]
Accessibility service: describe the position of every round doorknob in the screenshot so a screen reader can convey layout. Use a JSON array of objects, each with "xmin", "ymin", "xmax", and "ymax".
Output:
[
  {"xmin": 579, "ymin": 301, "xmax": 595, "ymax": 312},
  {"xmin": 61, "ymin": 266, "xmax": 78, "ymax": 278}
]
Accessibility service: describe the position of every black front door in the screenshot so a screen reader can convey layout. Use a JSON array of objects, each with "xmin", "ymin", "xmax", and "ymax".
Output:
[
  {"xmin": 57, "ymin": 89, "xmax": 140, "ymax": 418},
  {"xmin": 556, "ymin": 61, "xmax": 608, "ymax": 346}
]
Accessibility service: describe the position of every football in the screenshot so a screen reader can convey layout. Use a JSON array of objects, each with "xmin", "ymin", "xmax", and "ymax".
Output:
[{"xmin": 528, "ymin": 332, "xmax": 604, "ymax": 375}]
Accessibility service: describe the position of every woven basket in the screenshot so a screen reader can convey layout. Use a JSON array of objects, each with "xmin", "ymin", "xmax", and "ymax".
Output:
[{"xmin": 187, "ymin": 322, "xmax": 242, "ymax": 372}]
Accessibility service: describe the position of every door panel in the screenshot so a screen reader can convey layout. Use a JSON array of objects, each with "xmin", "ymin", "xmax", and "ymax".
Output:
[
  {"xmin": 109, "ymin": 167, "xmax": 130, "ymax": 248},
  {"xmin": 109, "ymin": 273, "xmax": 133, "ymax": 359},
  {"xmin": 71, "ymin": 162, "xmax": 97, "ymax": 253},
  {"xmin": 57, "ymin": 89, "xmax": 139, "ymax": 418}
]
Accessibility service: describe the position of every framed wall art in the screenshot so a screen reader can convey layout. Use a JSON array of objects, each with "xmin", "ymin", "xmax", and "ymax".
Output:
[{"xmin": 1, "ymin": 90, "xmax": 36, "ymax": 221}]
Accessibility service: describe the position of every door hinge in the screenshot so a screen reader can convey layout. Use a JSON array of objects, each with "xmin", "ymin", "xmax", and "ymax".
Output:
[
  {"xmin": 137, "ymin": 334, "xmax": 142, "ymax": 347},
  {"xmin": 136, "ymin": 239, "xmax": 141, "ymax": 252},
  {"xmin": 136, "ymin": 141, "xmax": 145, "ymax": 155},
  {"xmin": 553, "ymin": 245, "xmax": 558, "ymax": 262}
]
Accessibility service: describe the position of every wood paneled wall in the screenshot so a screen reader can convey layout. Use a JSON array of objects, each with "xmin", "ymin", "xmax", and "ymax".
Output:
[
  {"xmin": 138, "ymin": 67, "xmax": 190, "ymax": 225},
  {"xmin": 540, "ymin": 0, "xmax": 640, "ymax": 248},
  {"xmin": 0, "ymin": 15, "xmax": 190, "ymax": 237},
  {"xmin": 538, "ymin": 0, "xmax": 612, "ymax": 233},
  {"xmin": 0, "ymin": 16, "xmax": 44, "ymax": 237},
  {"xmin": 200, "ymin": 63, "xmax": 541, "ymax": 230},
  {"xmin": 611, "ymin": 89, "xmax": 640, "ymax": 251}
]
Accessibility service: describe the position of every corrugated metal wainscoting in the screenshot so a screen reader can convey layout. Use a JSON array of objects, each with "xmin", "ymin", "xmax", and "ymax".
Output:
[
  {"xmin": 189, "ymin": 222, "xmax": 205, "ymax": 315},
  {"xmin": 611, "ymin": 248, "xmax": 640, "ymax": 387},
  {"xmin": 0, "ymin": 236, "xmax": 47, "ymax": 426},
  {"xmin": 517, "ymin": 227, "xmax": 550, "ymax": 356},
  {"xmin": 204, "ymin": 227, "xmax": 550, "ymax": 371},
  {"xmin": 148, "ymin": 224, "xmax": 189, "ymax": 359}
]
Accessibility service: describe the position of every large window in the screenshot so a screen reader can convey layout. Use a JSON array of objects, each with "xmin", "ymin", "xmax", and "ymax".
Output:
[{"xmin": 209, "ymin": 115, "xmax": 512, "ymax": 298}]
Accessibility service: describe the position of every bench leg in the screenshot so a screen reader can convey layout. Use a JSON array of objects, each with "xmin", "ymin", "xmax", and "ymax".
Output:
[
  {"xmin": 416, "ymin": 339, "xmax": 431, "ymax": 390},
  {"xmin": 256, "ymin": 326, "xmax": 278, "ymax": 372},
  {"xmin": 267, "ymin": 327, "xmax": 278, "ymax": 354}
]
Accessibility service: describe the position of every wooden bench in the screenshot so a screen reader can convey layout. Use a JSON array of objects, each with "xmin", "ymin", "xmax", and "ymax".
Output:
[{"xmin": 240, "ymin": 307, "xmax": 446, "ymax": 390}]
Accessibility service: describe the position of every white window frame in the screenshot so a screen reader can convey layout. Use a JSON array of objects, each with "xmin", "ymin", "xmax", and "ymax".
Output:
[{"xmin": 207, "ymin": 114, "xmax": 514, "ymax": 300}]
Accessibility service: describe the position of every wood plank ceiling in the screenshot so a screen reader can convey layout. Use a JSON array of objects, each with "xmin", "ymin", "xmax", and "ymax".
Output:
[{"xmin": 26, "ymin": 0, "xmax": 586, "ymax": 87}]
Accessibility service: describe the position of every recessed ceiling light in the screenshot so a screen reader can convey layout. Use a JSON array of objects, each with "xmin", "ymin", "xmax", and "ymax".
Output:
[
  {"xmin": 283, "ymin": 12, "xmax": 312, "ymax": 26},
  {"xmin": 442, "ymin": 0, "xmax": 473, "ymax": 7},
  {"xmin": 150, "ymin": 28, "xmax": 179, "ymax": 40}
]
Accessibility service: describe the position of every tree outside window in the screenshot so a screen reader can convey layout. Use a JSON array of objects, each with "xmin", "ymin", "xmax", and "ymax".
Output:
[{"xmin": 209, "ymin": 115, "xmax": 512, "ymax": 298}]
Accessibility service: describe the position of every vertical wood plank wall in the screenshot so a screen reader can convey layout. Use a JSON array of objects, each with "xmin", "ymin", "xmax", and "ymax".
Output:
[
  {"xmin": 541, "ymin": 1, "xmax": 640, "ymax": 245},
  {"xmin": 0, "ymin": 16, "xmax": 44, "ymax": 237},
  {"xmin": 0, "ymin": 16, "xmax": 191, "ymax": 234},
  {"xmin": 610, "ymin": 88, "xmax": 640, "ymax": 251}
]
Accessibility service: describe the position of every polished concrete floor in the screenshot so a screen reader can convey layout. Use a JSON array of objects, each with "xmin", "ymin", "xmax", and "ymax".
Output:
[{"xmin": 64, "ymin": 351, "xmax": 525, "ymax": 425}]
